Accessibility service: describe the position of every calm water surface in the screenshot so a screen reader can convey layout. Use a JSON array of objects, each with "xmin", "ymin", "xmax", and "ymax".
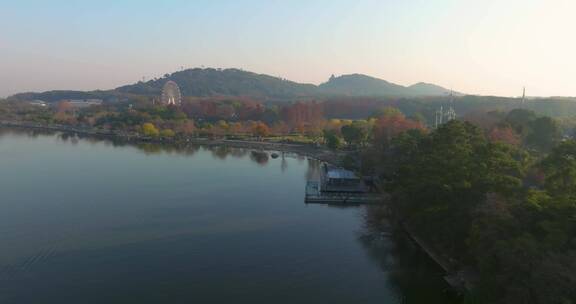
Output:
[{"xmin": 0, "ymin": 128, "xmax": 458, "ymax": 303}]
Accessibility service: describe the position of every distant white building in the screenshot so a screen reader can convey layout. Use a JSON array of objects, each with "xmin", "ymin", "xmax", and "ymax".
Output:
[
  {"xmin": 29, "ymin": 100, "xmax": 47, "ymax": 107},
  {"xmin": 62, "ymin": 99, "xmax": 103, "ymax": 108}
]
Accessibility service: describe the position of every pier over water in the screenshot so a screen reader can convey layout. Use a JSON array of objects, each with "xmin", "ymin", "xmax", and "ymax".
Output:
[{"xmin": 305, "ymin": 163, "xmax": 382, "ymax": 205}]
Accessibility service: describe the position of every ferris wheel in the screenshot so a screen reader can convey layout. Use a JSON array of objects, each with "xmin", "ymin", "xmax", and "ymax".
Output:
[{"xmin": 161, "ymin": 80, "xmax": 182, "ymax": 105}]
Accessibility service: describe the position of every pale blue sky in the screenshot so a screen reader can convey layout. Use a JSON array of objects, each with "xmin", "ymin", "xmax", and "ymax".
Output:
[{"xmin": 1, "ymin": 0, "xmax": 575, "ymax": 97}]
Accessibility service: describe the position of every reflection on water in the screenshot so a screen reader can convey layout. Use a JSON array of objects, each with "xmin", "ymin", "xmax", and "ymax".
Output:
[
  {"xmin": 359, "ymin": 206, "xmax": 461, "ymax": 304},
  {"xmin": 0, "ymin": 128, "xmax": 281, "ymax": 167},
  {"xmin": 250, "ymin": 151, "xmax": 269, "ymax": 165},
  {"xmin": 0, "ymin": 127, "xmax": 459, "ymax": 304}
]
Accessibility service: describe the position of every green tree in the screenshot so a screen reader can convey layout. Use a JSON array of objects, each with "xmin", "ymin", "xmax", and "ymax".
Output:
[
  {"xmin": 391, "ymin": 120, "xmax": 523, "ymax": 254},
  {"xmin": 505, "ymin": 108, "xmax": 537, "ymax": 138},
  {"xmin": 526, "ymin": 116, "xmax": 561, "ymax": 152},
  {"xmin": 142, "ymin": 123, "xmax": 159, "ymax": 137},
  {"xmin": 409, "ymin": 112, "xmax": 427, "ymax": 125},
  {"xmin": 160, "ymin": 128, "xmax": 175, "ymax": 138},
  {"xmin": 541, "ymin": 140, "xmax": 576, "ymax": 197},
  {"xmin": 374, "ymin": 106, "xmax": 403, "ymax": 119},
  {"xmin": 323, "ymin": 129, "xmax": 342, "ymax": 150},
  {"xmin": 341, "ymin": 123, "xmax": 368, "ymax": 147}
]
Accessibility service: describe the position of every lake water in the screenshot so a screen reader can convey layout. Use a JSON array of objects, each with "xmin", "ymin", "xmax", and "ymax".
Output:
[{"xmin": 0, "ymin": 128, "xmax": 458, "ymax": 304}]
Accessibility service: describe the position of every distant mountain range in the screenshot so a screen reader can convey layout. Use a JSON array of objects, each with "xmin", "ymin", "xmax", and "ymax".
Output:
[
  {"xmin": 11, "ymin": 68, "xmax": 457, "ymax": 102},
  {"xmin": 116, "ymin": 68, "xmax": 318, "ymax": 98},
  {"xmin": 319, "ymin": 74, "xmax": 455, "ymax": 97}
]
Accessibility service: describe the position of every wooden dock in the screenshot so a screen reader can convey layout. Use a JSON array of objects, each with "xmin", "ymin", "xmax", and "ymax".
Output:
[{"xmin": 305, "ymin": 181, "xmax": 382, "ymax": 205}]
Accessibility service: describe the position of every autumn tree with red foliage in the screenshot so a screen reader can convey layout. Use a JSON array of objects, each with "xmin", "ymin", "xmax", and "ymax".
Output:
[
  {"xmin": 280, "ymin": 101, "xmax": 324, "ymax": 130},
  {"xmin": 251, "ymin": 121, "xmax": 270, "ymax": 139},
  {"xmin": 56, "ymin": 101, "xmax": 73, "ymax": 113},
  {"xmin": 54, "ymin": 101, "xmax": 77, "ymax": 125},
  {"xmin": 373, "ymin": 107, "xmax": 426, "ymax": 148},
  {"xmin": 488, "ymin": 126, "xmax": 521, "ymax": 146}
]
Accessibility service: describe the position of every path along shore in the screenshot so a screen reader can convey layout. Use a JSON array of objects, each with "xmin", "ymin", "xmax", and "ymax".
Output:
[{"xmin": 0, "ymin": 120, "xmax": 347, "ymax": 165}]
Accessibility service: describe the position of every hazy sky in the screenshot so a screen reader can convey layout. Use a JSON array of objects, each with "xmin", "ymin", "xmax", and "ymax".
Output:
[{"xmin": 1, "ymin": 0, "xmax": 575, "ymax": 97}]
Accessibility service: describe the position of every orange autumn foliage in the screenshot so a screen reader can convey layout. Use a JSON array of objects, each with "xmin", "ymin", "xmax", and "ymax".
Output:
[
  {"xmin": 373, "ymin": 112, "xmax": 426, "ymax": 145},
  {"xmin": 488, "ymin": 126, "xmax": 521, "ymax": 146}
]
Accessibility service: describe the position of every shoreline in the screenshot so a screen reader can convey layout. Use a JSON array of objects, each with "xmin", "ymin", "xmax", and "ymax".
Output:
[
  {"xmin": 0, "ymin": 121, "xmax": 348, "ymax": 166},
  {"xmin": 1, "ymin": 120, "xmax": 470, "ymax": 296}
]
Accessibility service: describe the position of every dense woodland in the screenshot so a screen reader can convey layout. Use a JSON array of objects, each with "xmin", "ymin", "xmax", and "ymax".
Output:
[
  {"xmin": 366, "ymin": 116, "xmax": 575, "ymax": 303},
  {"xmin": 1, "ymin": 94, "xmax": 576, "ymax": 303}
]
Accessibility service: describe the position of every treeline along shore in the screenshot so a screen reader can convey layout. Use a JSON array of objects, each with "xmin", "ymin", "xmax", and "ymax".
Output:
[{"xmin": 0, "ymin": 120, "xmax": 347, "ymax": 166}]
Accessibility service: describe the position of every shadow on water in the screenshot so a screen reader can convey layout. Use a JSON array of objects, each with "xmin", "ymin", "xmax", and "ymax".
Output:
[{"xmin": 358, "ymin": 206, "xmax": 462, "ymax": 304}]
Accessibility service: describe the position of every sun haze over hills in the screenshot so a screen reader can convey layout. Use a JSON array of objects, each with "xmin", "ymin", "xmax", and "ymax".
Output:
[
  {"xmin": 11, "ymin": 68, "xmax": 455, "ymax": 102},
  {"xmin": 1, "ymin": 0, "xmax": 576, "ymax": 98}
]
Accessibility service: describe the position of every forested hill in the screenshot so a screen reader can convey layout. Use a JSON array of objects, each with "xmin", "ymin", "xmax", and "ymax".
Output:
[
  {"xmin": 407, "ymin": 82, "xmax": 455, "ymax": 96},
  {"xmin": 119, "ymin": 69, "xmax": 455, "ymax": 98},
  {"xmin": 10, "ymin": 90, "xmax": 117, "ymax": 103},
  {"xmin": 318, "ymin": 74, "xmax": 454, "ymax": 96},
  {"xmin": 319, "ymin": 74, "xmax": 407, "ymax": 96},
  {"xmin": 10, "ymin": 68, "xmax": 456, "ymax": 102},
  {"xmin": 116, "ymin": 68, "xmax": 318, "ymax": 98}
]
